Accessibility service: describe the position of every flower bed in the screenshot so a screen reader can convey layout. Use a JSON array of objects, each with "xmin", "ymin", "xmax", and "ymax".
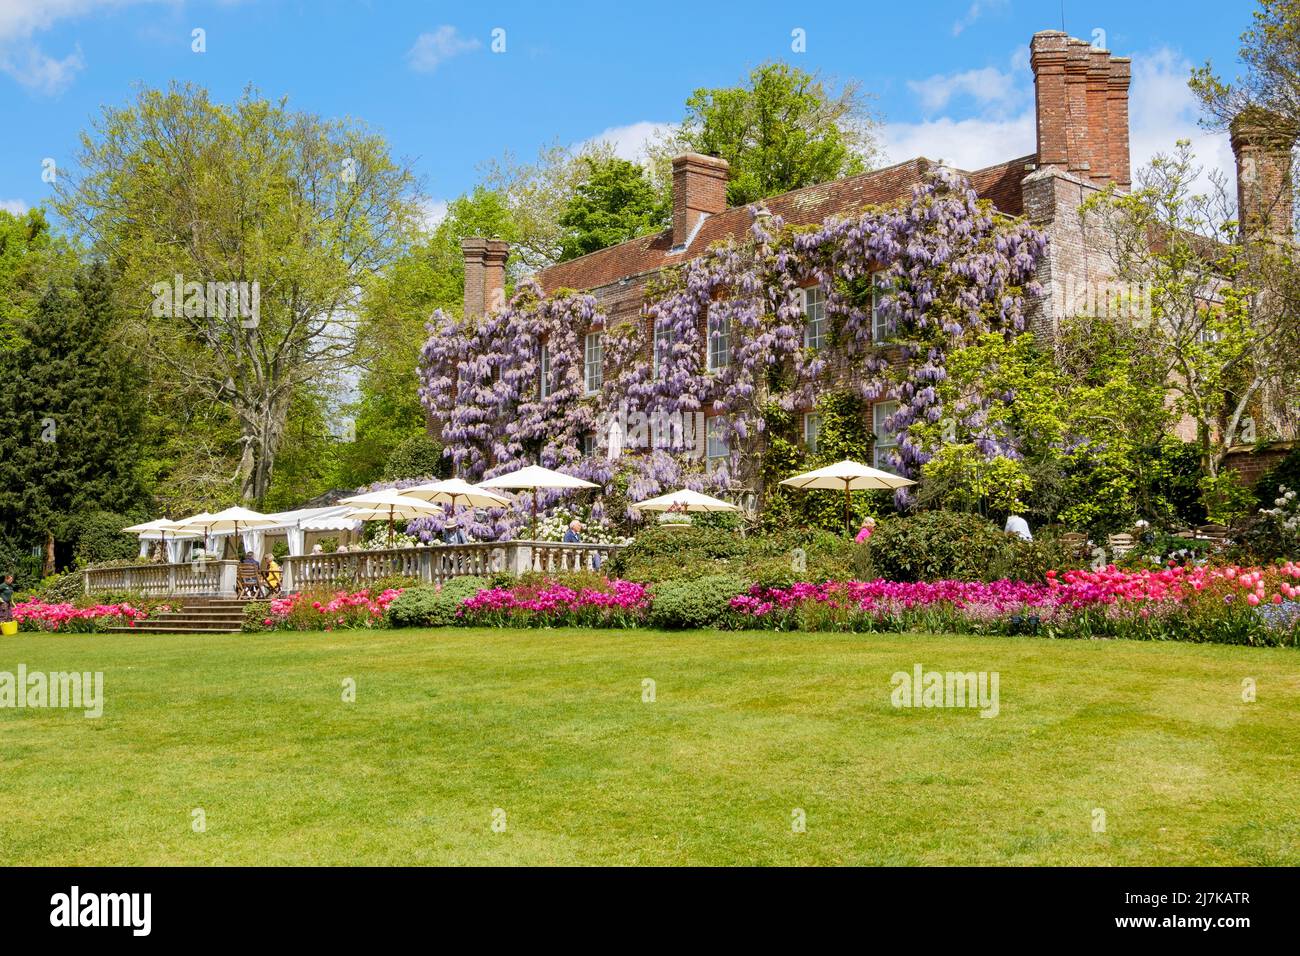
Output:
[
  {"xmin": 11, "ymin": 600, "xmax": 160, "ymax": 633},
  {"xmin": 727, "ymin": 563, "xmax": 1300, "ymax": 645},
  {"xmin": 458, "ymin": 579, "xmax": 648, "ymax": 628},
  {"xmin": 256, "ymin": 587, "xmax": 403, "ymax": 632}
]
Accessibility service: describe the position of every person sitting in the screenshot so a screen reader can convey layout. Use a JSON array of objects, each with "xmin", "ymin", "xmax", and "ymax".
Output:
[
  {"xmin": 261, "ymin": 553, "xmax": 283, "ymax": 595},
  {"xmin": 444, "ymin": 518, "xmax": 469, "ymax": 545},
  {"xmin": 237, "ymin": 552, "xmax": 263, "ymax": 598},
  {"xmin": 563, "ymin": 520, "xmax": 601, "ymax": 570}
]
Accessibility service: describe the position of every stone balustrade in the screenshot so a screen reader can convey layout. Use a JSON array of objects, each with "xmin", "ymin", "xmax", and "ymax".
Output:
[{"xmin": 83, "ymin": 542, "xmax": 624, "ymax": 598}]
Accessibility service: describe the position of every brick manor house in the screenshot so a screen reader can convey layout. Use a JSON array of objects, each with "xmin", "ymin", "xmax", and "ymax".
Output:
[{"xmin": 454, "ymin": 30, "xmax": 1296, "ymax": 477}]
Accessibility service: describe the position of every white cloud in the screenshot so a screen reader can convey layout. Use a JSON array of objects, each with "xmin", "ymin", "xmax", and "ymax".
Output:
[
  {"xmin": 907, "ymin": 65, "xmax": 1020, "ymax": 115},
  {"xmin": 0, "ymin": 0, "xmax": 166, "ymax": 95},
  {"xmin": 580, "ymin": 120, "xmax": 674, "ymax": 162},
  {"xmin": 419, "ymin": 197, "xmax": 448, "ymax": 230},
  {"xmin": 1127, "ymin": 46, "xmax": 1233, "ymax": 193},
  {"xmin": 951, "ymin": 0, "xmax": 1008, "ymax": 37},
  {"xmin": 884, "ymin": 43, "xmax": 1232, "ymax": 188},
  {"xmin": 1, "ymin": 198, "xmax": 29, "ymax": 215},
  {"xmin": 0, "ymin": 41, "xmax": 84, "ymax": 94},
  {"xmin": 406, "ymin": 25, "xmax": 481, "ymax": 73},
  {"xmin": 882, "ymin": 113, "xmax": 1035, "ymax": 170}
]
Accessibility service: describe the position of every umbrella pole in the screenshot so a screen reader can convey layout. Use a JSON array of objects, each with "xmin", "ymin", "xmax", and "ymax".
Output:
[
  {"xmin": 844, "ymin": 480, "xmax": 851, "ymax": 539},
  {"xmin": 388, "ymin": 507, "xmax": 395, "ymax": 548},
  {"xmin": 532, "ymin": 489, "xmax": 538, "ymax": 541}
]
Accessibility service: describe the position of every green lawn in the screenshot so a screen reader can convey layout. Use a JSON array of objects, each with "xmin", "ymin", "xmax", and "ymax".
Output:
[{"xmin": 1, "ymin": 627, "xmax": 1297, "ymax": 865}]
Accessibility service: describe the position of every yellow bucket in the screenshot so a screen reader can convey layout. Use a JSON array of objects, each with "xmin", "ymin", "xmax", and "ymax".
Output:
[{"xmin": 0, "ymin": 621, "xmax": 17, "ymax": 636}]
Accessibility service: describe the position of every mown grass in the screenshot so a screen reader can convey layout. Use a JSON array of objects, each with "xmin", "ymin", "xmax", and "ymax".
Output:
[{"xmin": 1, "ymin": 627, "xmax": 1297, "ymax": 865}]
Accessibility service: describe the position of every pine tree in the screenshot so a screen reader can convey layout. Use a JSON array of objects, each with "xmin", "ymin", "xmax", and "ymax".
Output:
[{"xmin": 0, "ymin": 262, "xmax": 144, "ymax": 572}]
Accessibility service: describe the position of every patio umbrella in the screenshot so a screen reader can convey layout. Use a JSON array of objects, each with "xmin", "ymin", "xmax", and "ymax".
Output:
[
  {"xmin": 402, "ymin": 478, "xmax": 512, "ymax": 539},
  {"xmin": 780, "ymin": 459, "xmax": 915, "ymax": 537},
  {"xmin": 181, "ymin": 506, "xmax": 279, "ymax": 558},
  {"xmin": 339, "ymin": 490, "xmax": 444, "ymax": 547},
  {"xmin": 122, "ymin": 518, "xmax": 198, "ymax": 560},
  {"xmin": 478, "ymin": 465, "xmax": 599, "ymax": 541},
  {"xmin": 632, "ymin": 489, "xmax": 742, "ymax": 513},
  {"xmin": 175, "ymin": 511, "xmax": 217, "ymax": 558}
]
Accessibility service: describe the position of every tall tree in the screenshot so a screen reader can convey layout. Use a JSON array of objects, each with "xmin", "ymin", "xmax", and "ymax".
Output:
[
  {"xmin": 340, "ymin": 187, "xmax": 519, "ymax": 488},
  {"xmin": 0, "ymin": 207, "xmax": 78, "ymax": 351},
  {"xmin": 557, "ymin": 157, "xmax": 668, "ymax": 261},
  {"xmin": 658, "ymin": 61, "xmax": 881, "ymax": 207},
  {"xmin": 53, "ymin": 83, "xmax": 422, "ymax": 503},
  {"xmin": 1191, "ymin": 0, "xmax": 1300, "ymax": 128},
  {"xmin": 1082, "ymin": 142, "xmax": 1296, "ymax": 513},
  {"xmin": 0, "ymin": 263, "xmax": 145, "ymax": 572}
]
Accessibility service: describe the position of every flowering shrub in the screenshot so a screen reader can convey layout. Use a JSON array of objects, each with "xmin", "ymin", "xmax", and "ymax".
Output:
[
  {"xmin": 12, "ymin": 600, "xmax": 159, "ymax": 633},
  {"xmin": 418, "ymin": 167, "xmax": 1048, "ymax": 533},
  {"xmin": 255, "ymin": 587, "xmax": 403, "ymax": 632},
  {"xmin": 726, "ymin": 563, "xmax": 1300, "ymax": 645},
  {"xmin": 458, "ymin": 578, "xmax": 648, "ymax": 628}
]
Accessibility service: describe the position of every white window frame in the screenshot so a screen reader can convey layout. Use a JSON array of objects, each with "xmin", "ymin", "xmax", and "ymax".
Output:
[
  {"xmin": 803, "ymin": 412, "xmax": 822, "ymax": 455},
  {"xmin": 706, "ymin": 416, "xmax": 730, "ymax": 463},
  {"xmin": 707, "ymin": 304, "xmax": 730, "ymax": 371},
  {"xmin": 584, "ymin": 331, "xmax": 603, "ymax": 395},
  {"xmin": 871, "ymin": 269, "xmax": 890, "ymax": 344},
  {"xmin": 803, "ymin": 286, "xmax": 827, "ymax": 350},
  {"xmin": 873, "ymin": 400, "xmax": 899, "ymax": 472},
  {"xmin": 539, "ymin": 343, "xmax": 552, "ymax": 399},
  {"xmin": 581, "ymin": 432, "xmax": 596, "ymax": 458}
]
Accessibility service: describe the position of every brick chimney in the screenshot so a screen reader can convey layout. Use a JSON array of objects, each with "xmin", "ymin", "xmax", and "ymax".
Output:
[
  {"xmin": 461, "ymin": 237, "xmax": 509, "ymax": 318},
  {"xmin": 671, "ymin": 153, "xmax": 729, "ymax": 250},
  {"xmin": 1030, "ymin": 31, "xmax": 1131, "ymax": 189},
  {"xmin": 1230, "ymin": 108, "xmax": 1299, "ymax": 239},
  {"xmin": 1106, "ymin": 57, "xmax": 1131, "ymax": 190}
]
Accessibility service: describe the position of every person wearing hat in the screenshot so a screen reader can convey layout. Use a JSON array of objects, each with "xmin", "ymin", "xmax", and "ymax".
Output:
[{"xmin": 444, "ymin": 517, "xmax": 469, "ymax": 545}]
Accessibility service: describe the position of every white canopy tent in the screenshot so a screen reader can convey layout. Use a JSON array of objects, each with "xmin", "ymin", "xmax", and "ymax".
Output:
[{"xmin": 126, "ymin": 505, "xmax": 364, "ymax": 561}]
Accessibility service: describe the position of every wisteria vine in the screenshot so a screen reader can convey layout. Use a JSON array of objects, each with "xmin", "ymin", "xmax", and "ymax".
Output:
[{"xmin": 417, "ymin": 166, "xmax": 1048, "ymax": 537}]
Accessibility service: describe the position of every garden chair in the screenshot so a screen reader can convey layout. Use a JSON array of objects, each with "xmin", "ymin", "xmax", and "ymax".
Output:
[
  {"xmin": 235, "ymin": 563, "xmax": 264, "ymax": 599},
  {"xmin": 1059, "ymin": 532, "xmax": 1087, "ymax": 558},
  {"xmin": 1106, "ymin": 533, "xmax": 1135, "ymax": 558}
]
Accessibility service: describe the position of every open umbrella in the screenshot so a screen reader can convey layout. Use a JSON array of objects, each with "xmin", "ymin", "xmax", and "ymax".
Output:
[
  {"xmin": 339, "ymin": 490, "xmax": 444, "ymax": 547},
  {"xmin": 478, "ymin": 465, "xmax": 599, "ymax": 541},
  {"xmin": 180, "ymin": 506, "xmax": 279, "ymax": 559},
  {"xmin": 402, "ymin": 478, "xmax": 512, "ymax": 540},
  {"xmin": 632, "ymin": 489, "xmax": 742, "ymax": 513},
  {"xmin": 122, "ymin": 518, "xmax": 199, "ymax": 560},
  {"xmin": 780, "ymin": 459, "xmax": 915, "ymax": 537}
]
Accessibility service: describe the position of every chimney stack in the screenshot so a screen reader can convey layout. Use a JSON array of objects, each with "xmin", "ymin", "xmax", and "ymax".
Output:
[
  {"xmin": 461, "ymin": 237, "xmax": 509, "ymax": 319},
  {"xmin": 1230, "ymin": 109, "xmax": 1299, "ymax": 239},
  {"xmin": 1030, "ymin": 31, "xmax": 1131, "ymax": 189},
  {"xmin": 671, "ymin": 153, "xmax": 729, "ymax": 250}
]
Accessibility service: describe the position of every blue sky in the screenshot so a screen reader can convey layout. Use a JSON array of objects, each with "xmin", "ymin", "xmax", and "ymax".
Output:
[{"xmin": 0, "ymin": 0, "xmax": 1256, "ymax": 222}]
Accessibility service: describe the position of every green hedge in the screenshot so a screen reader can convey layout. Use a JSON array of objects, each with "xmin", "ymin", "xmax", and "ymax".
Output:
[
  {"xmin": 384, "ymin": 576, "xmax": 488, "ymax": 628},
  {"xmin": 865, "ymin": 511, "xmax": 1077, "ymax": 583},
  {"xmin": 609, "ymin": 525, "xmax": 866, "ymax": 585},
  {"xmin": 647, "ymin": 575, "xmax": 748, "ymax": 630}
]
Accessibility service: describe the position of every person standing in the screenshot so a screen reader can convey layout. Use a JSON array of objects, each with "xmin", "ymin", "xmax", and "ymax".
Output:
[{"xmin": 0, "ymin": 573, "xmax": 15, "ymax": 626}]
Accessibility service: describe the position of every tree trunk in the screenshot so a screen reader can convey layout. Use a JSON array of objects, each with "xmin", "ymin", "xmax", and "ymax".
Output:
[{"xmin": 42, "ymin": 530, "xmax": 55, "ymax": 578}]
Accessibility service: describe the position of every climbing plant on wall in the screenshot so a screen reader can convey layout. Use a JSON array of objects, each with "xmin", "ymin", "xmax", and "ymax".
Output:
[{"xmin": 418, "ymin": 165, "xmax": 1048, "ymax": 539}]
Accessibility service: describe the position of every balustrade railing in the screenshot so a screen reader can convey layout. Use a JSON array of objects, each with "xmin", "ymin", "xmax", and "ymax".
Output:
[{"xmin": 83, "ymin": 542, "xmax": 625, "ymax": 597}]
